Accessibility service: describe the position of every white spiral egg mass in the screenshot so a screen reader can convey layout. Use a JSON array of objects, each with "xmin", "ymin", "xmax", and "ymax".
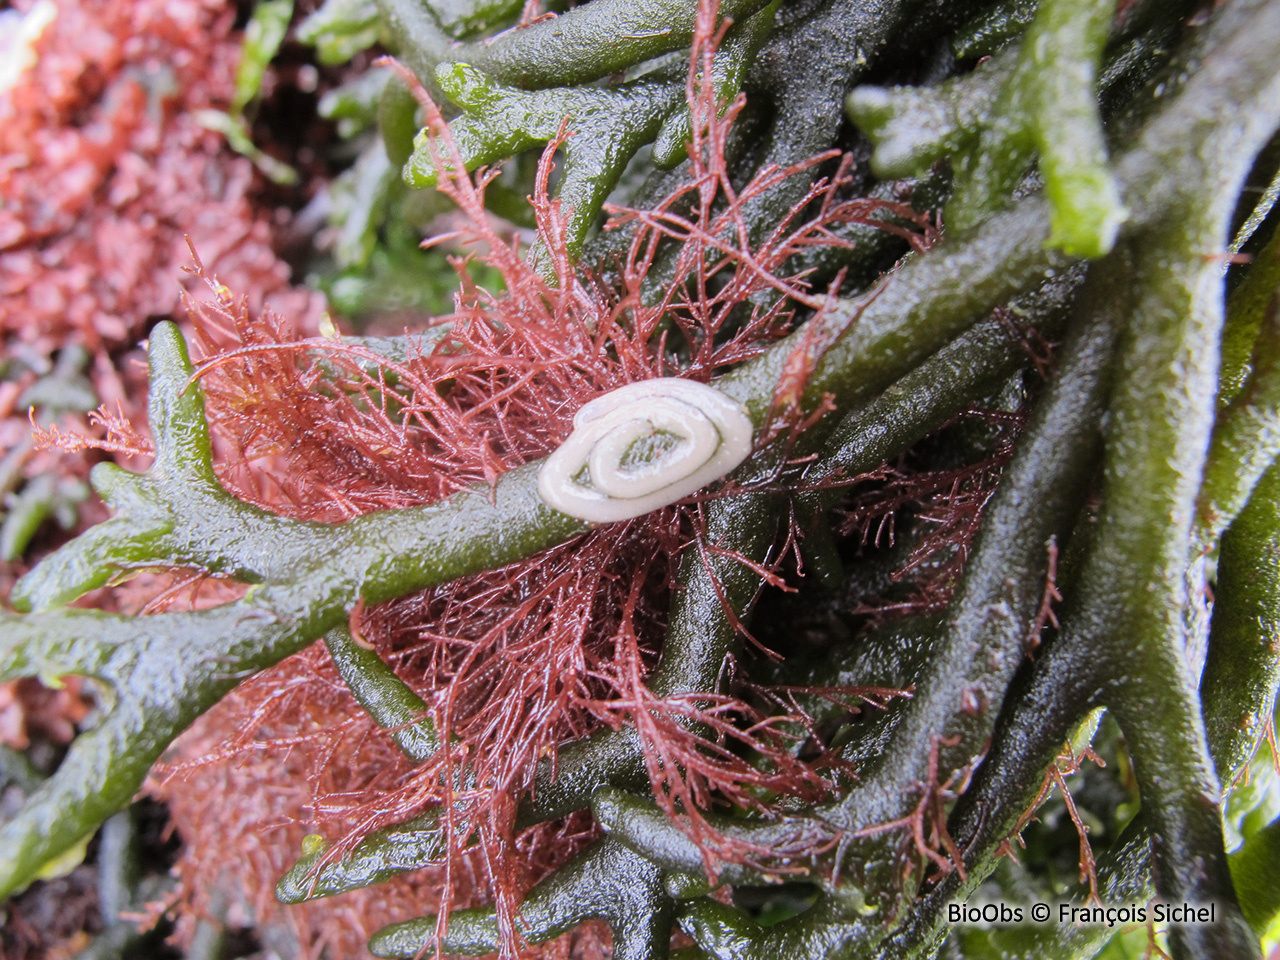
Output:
[{"xmin": 537, "ymin": 379, "xmax": 755, "ymax": 523}]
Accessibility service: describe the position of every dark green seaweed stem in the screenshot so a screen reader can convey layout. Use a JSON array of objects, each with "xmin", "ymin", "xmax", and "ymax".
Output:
[{"xmin": 3, "ymin": 0, "xmax": 1280, "ymax": 959}]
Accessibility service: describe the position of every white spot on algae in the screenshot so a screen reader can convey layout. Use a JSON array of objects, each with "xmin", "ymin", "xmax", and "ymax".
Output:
[
  {"xmin": 0, "ymin": 1, "xmax": 56, "ymax": 94},
  {"xmin": 538, "ymin": 379, "xmax": 754, "ymax": 523}
]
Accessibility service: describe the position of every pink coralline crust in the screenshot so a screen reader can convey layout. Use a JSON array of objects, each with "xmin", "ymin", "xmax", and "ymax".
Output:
[
  {"xmin": 0, "ymin": 0, "xmax": 325, "ymax": 713},
  {"xmin": 0, "ymin": 0, "xmax": 323, "ymax": 359},
  {"xmin": 0, "ymin": 0, "xmax": 327, "ymax": 591},
  {"xmin": 0, "ymin": 676, "xmax": 92, "ymax": 751}
]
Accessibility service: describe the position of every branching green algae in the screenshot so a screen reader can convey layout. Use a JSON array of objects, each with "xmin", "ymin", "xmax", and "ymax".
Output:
[{"xmin": 4, "ymin": 0, "xmax": 1280, "ymax": 958}]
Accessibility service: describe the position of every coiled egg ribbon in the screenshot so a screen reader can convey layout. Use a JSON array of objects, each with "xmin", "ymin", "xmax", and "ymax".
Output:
[{"xmin": 537, "ymin": 379, "xmax": 754, "ymax": 523}]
